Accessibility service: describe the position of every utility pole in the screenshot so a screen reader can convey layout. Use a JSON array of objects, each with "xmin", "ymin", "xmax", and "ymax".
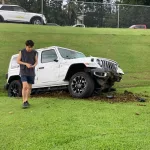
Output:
[
  {"xmin": 82, "ymin": 1, "xmax": 84, "ymax": 24},
  {"xmin": 41, "ymin": 0, "xmax": 44, "ymax": 24},
  {"xmin": 117, "ymin": 4, "xmax": 120, "ymax": 28},
  {"xmin": 2, "ymin": 0, "xmax": 5, "ymax": 4},
  {"xmin": 41, "ymin": 0, "xmax": 43, "ymax": 15}
]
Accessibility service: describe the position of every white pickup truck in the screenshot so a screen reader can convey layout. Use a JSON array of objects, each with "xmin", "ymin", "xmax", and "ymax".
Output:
[
  {"xmin": 0, "ymin": 4, "xmax": 47, "ymax": 24},
  {"xmin": 5, "ymin": 46, "xmax": 124, "ymax": 98}
]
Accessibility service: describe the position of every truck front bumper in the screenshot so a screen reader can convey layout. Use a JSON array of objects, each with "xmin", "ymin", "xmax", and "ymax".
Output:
[{"xmin": 90, "ymin": 68, "xmax": 122, "ymax": 82}]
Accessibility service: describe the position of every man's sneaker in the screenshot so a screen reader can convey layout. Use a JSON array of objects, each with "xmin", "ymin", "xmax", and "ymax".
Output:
[
  {"xmin": 26, "ymin": 101, "xmax": 30, "ymax": 106},
  {"xmin": 22, "ymin": 102, "xmax": 29, "ymax": 109}
]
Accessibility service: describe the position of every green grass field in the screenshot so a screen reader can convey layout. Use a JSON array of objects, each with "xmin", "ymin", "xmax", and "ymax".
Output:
[
  {"xmin": 0, "ymin": 23, "xmax": 150, "ymax": 149},
  {"xmin": 1, "ymin": 96, "xmax": 150, "ymax": 150}
]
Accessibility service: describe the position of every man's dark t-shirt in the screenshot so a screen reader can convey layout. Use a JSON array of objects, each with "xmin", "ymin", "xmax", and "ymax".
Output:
[{"xmin": 20, "ymin": 49, "xmax": 37, "ymax": 76}]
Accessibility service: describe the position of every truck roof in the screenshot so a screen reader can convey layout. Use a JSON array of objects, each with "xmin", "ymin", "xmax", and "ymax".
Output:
[
  {"xmin": 36, "ymin": 46, "xmax": 83, "ymax": 54},
  {"xmin": 36, "ymin": 46, "xmax": 57, "ymax": 52},
  {"xmin": 12, "ymin": 46, "xmax": 84, "ymax": 57}
]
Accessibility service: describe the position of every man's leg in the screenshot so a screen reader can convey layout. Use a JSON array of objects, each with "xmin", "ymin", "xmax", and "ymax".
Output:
[
  {"xmin": 27, "ymin": 84, "xmax": 32, "ymax": 100},
  {"xmin": 26, "ymin": 76, "xmax": 34, "ymax": 103},
  {"xmin": 22, "ymin": 82, "xmax": 29, "ymax": 103}
]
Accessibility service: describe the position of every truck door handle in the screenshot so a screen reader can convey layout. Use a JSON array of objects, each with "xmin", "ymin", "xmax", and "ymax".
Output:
[{"xmin": 39, "ymin": 67, "xmax": 44, "ymax": 69}]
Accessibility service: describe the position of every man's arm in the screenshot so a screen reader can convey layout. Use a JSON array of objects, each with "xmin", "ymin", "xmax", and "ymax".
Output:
[{"xmin": 17, "ymin": 51, "xmax": 32, "ymax": 68}]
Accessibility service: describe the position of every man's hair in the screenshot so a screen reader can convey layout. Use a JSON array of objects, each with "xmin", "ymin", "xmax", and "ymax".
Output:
[{"xmin": 25, "ymin": 40, "xmax": 34, "ymax": 47}]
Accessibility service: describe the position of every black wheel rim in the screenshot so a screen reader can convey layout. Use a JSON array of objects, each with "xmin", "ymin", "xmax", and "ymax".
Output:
[
  {"xmin": 10, "ymin": 83, "xmax": 20, "ymax": 97},
  {"xmin": 71, "ymin": 76, "xmax": 87, "ymax": 94}
]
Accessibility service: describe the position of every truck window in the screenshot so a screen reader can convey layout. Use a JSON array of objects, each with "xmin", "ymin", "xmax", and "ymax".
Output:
[{"xmin": 41, "ymin": 50, "xmax": 57, "ymax": 63}]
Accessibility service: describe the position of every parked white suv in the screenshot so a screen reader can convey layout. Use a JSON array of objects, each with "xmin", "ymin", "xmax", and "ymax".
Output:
[
  {"xmin": 5, "ymin": 46, "xmax": 124, "ymax": 98},
  {"xmin": 0, "ymin": 4, "xmax": 47, "ymax": 24}
]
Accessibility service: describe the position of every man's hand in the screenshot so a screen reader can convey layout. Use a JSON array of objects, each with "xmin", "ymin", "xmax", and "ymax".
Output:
[
  {"xmin": 30, "ymin": 54, "xmax": 38, "ymax": 68},
  {"xmin": 26, "ymin": 63, "xmax": 32, "ymax": 68},
  {"xmin": 17, "ymin": 51, "xmax": 38, "ymax": 69}
]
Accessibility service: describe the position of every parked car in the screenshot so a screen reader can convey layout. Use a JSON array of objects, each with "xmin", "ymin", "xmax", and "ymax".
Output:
[
  {"xmin": 5, "ymin": 46, "xmax": 124, "ymax": 98},
  {"xmin": 0, "ymin": 4, "xmax": 47, "ymax": 25},
  {"xmin": 129, "ymin": 24, "xmax": 147, "ymax": 29},
  {"xmin": 73, "ymin": 24, "xmax": 85, "ymax": 28}
]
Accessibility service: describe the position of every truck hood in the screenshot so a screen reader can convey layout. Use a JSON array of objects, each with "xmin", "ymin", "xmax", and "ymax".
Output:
[
  {"xmin": 63, "ymin": 56, "xmax": 124, "ymax": 74},
  {"xmin": 64, "ymin": 56, "xmax": 118, "ymax": 66}
]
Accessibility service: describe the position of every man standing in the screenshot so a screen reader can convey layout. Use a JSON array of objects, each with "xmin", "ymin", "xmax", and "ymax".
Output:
[{"xmin": 17, "ymin": 40, "xmax": 38, "ymax": 109}]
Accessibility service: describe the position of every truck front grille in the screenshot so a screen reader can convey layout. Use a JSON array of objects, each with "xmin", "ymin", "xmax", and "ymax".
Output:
[{"xmin": 97, "ymin": 59, "xmax": 117, "ymax": 72}]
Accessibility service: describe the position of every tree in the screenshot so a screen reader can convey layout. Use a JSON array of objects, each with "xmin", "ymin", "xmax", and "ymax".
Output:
[
  {"xmin": 120, "ymin": 0, "xmax": 150, "ymax": 5},
  {"xmin": 78, "ymin": 0, "xmax": 107, "ymax": 2},
  {"xmin": 0, "ymin": 0, "xmax": 10, "ymax": 4}
]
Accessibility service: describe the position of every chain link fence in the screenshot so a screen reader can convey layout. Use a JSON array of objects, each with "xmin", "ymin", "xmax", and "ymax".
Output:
[{"xmin": 2, "ymin": 0, "xmax": 150, "ymax": 28}]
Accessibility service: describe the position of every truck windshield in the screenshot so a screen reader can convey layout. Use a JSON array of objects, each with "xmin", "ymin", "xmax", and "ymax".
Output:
[{"xmin": 58, "ymin": 48, "xmax": 86, "ymax": 59}]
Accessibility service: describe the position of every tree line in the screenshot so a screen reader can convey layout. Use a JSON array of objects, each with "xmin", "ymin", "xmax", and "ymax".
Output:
[{"xmin": 1, "ymin": 0, "xmax": 150, "ymax": 28}]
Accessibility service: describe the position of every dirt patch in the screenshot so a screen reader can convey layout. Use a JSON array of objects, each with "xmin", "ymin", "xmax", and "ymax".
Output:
[
  {"xmin": 31, "ymin": 90, "xmax": 149, "ymax": 103},
  {"xmin": 91, "ymin": 90, "xmax": 147, "ymax": 103}
]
